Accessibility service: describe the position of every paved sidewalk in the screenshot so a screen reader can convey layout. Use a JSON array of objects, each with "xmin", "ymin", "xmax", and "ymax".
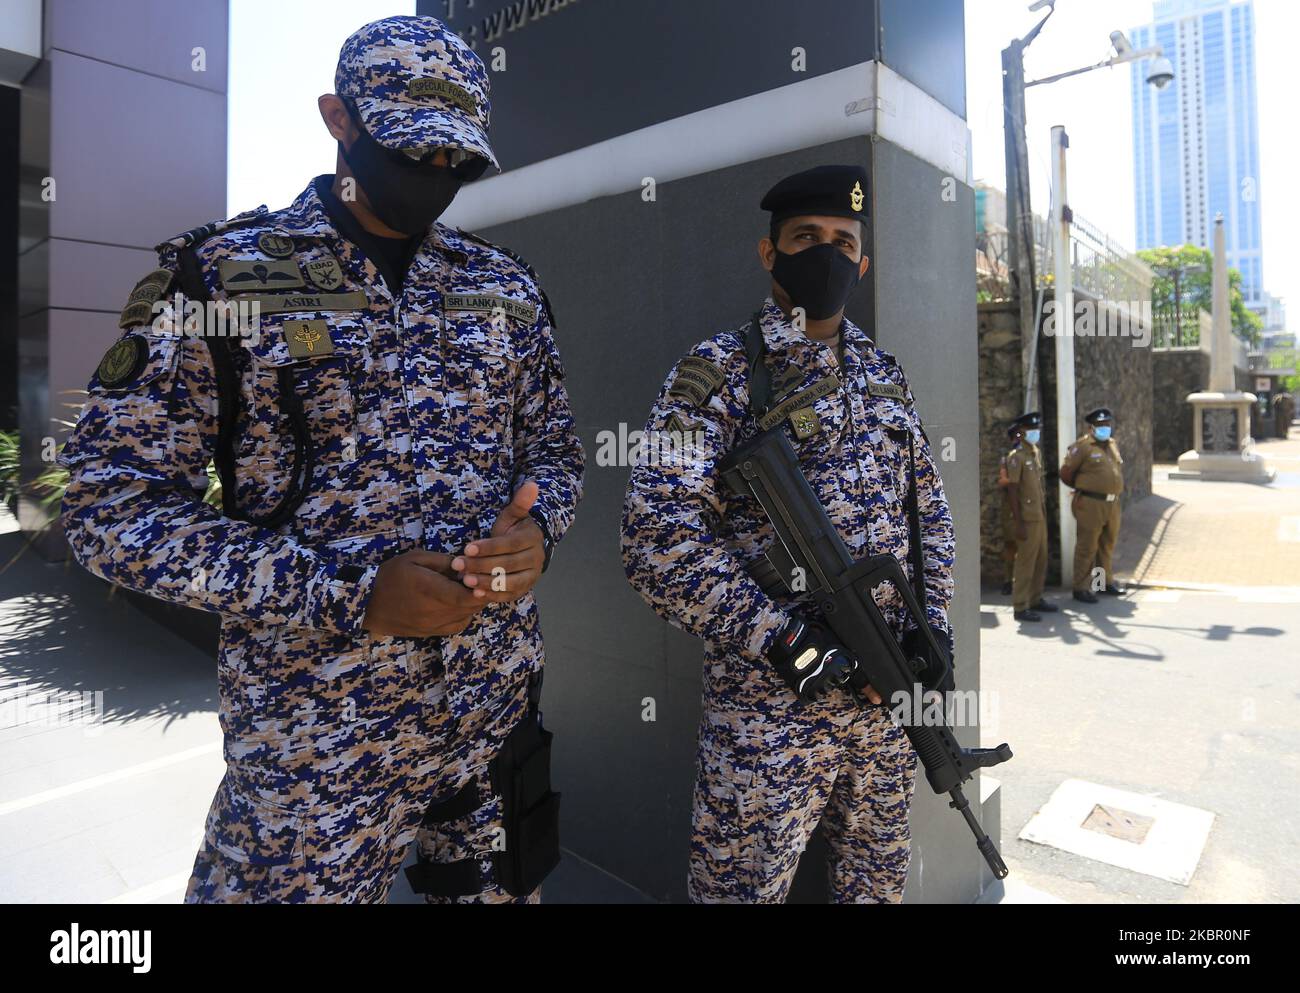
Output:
[
  {"xmin": 0, "ymin": 512, "xmax": 224, "ymax": 904},
  {"xmin": 982, "ymin": 423, "xmax": 1300, "ymax": 903},
  {"xmin": 1114, "ymin": 425, "xmax": 1300, "ymax": 588}
]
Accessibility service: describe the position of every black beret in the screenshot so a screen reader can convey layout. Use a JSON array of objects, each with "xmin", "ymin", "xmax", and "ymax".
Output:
[
  {"xmin": 761, "ymin": 165, "xmax": 869, "ymax": 225},
  {"xmin": 1009, "ymin": 411, "xmax": 1041, "ymax": 435},
  {"xmin": 1085, "ymin": 407, "xmax": 1114, "ymax": 424}
]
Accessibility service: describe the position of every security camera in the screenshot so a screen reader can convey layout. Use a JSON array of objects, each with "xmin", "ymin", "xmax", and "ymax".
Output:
[
  {"xmin": 1146, "ymin": 56, "xmax": 1174, "ymax": 89},
  {"xmin": 1110, "ymin": 31, "xmax": 1133, "ymax": 56}
]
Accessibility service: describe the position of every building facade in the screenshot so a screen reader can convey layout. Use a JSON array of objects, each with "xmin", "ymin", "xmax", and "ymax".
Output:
[
  {"xmin": 1131, "ymin": 0, "xmax": 1263, "ymax": 307},
  {"xmin": 9, "ymin": 0, "xmax": 228, "ymax": 550}
]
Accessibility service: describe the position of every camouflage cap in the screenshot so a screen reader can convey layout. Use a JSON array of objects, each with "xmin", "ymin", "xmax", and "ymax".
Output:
[{"xmin": 334, "ymin": 15, "xmax": 499, "ymax": 172}]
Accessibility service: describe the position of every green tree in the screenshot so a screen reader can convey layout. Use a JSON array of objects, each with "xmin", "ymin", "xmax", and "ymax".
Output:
[{"xmin": 1138, "ymin": 244, "xmax": 1263, "ymax": 347}]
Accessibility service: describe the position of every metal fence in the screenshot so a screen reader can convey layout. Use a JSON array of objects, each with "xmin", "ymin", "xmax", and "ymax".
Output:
[
  {"xmin": 1152, "ymin": 308, "xmax": 1208, "ymax": 349},
  {"xmin": 1067, "ymin": 213, "xmax": 1153, "ymax": 312},
  {"xmin": 1152, "ymin": 309, "xmax": 1250, "ymax": 371},
  {"xmin": 976, "ymin": 189, "xmax": 1153, "ymax": 317}
]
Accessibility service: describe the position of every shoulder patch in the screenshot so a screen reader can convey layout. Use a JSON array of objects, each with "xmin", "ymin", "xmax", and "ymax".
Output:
[
  {"xmin": 664, "ymin": 411, "xmax": 704, "ymax": 436},
  {"xmin": 667, "ymin": 355, "xmax": 726, "ymax": 407},
  {"xmin": 119, "ymin": 268, "xmax": 174, "ymax": 328},
  {"xmin": 453, "ymin": 228, "xmax": 554, "ymax": 328},
  {"xmin": 96, "ymin": 335, "xmax": 147, "ymax": 387},
  {"xmin": 256, "ymin": 233, "xmax": 295, "ymax": 258}
]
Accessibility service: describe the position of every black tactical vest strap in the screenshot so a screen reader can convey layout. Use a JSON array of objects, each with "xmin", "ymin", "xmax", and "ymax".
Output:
[
  {"xmin": 741, "ymin": 306, "xmax": 928, "ymax": 618},
  {"xmin": 744, "ymin": 312, "xmax": 770, "ymax": 418},
  {"xmin": 175, "ymin": 246, "xmax": 312, "ymax": 528},
  {"xmin": 175, "ymin": 247, "xmax": 241, "ymax": 519},
  {"xmin": 905, "ymin": 432, "xmax": 927, "ymax": 615}
]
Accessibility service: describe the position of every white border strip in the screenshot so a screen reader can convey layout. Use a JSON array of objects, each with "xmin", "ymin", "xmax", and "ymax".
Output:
[
  {"xmin": 0, "ymin": 741, "xmax": 221, "ymax": 818},
  {"xmin": 444, "ymin": 61, "xmax": 971, "ymax": 231}
]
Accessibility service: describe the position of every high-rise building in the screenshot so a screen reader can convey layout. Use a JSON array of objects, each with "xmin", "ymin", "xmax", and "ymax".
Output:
[{"xmin": 1131, "ymin": 0, "xmax": 1263, "ymax": 307}]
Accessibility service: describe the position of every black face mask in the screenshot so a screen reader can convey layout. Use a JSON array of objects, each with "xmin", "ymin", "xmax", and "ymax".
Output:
[
  {"xmin": 770, "ymin": 242, "xmax": 864, "ymax": 321},
  {"xmin": 340, "ymin": 124, "xmax": 463, "ymax": 236}
]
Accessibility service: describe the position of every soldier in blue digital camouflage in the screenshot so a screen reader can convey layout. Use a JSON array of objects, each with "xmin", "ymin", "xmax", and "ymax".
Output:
[
  {"xmin": 59, "ymin": 15, "xmax": 583, "ymax": 904},
  {"xmin": 621, "ymin": 165, "xmax": 955, "ymax": 903}
]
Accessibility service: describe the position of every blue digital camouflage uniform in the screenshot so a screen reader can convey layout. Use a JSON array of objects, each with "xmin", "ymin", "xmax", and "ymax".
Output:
[
  {"xmin": 59, "ymin": 15, "xmax": 584, "ymax": 904},
  {"xmin": 621, "ymin": 298, "xmax": 954, "ymax": 903}
]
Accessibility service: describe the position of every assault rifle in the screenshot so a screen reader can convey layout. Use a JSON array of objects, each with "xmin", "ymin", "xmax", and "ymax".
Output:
[{"xmin": 719, "ymin": 426, "xmax": 1013, "ymax": 879}]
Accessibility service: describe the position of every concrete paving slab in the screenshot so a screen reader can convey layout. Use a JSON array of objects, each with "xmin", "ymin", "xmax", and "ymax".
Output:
[{"xmin": 1019, "ymin": 779, "xmax": 1215, "ymax": 885}]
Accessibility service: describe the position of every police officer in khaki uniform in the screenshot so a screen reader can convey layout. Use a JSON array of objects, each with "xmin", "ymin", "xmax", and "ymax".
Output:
[
  {"xmin": 1061, "ymin": 406, "xmax": 1124, "ymax": 603},
  {"xmin": 996, "ymin": 439, "xmax": 1017, "ymax": 596},
  {"xmin": 1004, "ymin": 412, "xmax": 1057, "ymax": 622}
]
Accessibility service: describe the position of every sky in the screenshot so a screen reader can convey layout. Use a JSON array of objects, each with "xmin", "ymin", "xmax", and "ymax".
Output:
[
  {"xmin": 228, "ymin": 0, "xmax": 1298, "ymax": 326},
  {"xmin": 966, "ymin": 0, "xmax": 1298, "ymax": 323},
  {"xmin": 226, "ymin": 0, "xmax": 412, "ymax": 213}
]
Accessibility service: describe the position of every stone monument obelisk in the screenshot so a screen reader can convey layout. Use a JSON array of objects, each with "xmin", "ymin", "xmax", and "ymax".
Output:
[{"xmin": 1171, "ymin": 215, "xmax": 1275, "ymax": 483}]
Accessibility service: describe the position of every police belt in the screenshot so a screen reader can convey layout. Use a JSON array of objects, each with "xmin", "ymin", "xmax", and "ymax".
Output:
[{"xmin": 1077, "ymin": 489, "xmax": 1118, "ymax": 502}]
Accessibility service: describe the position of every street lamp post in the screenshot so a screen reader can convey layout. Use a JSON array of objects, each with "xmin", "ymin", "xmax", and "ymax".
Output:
[
  {"xmin": 1001, "ymin": 9, "xmax": 1051, "ymax": 403},
  {"xmin": 1001, "ymin": 0, "xmax": 1173, "ymax": 587}
]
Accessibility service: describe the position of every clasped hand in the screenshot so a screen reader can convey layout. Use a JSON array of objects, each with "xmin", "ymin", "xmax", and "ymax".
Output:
[{"xmin": 361, "ymin": 482, "xmax": 546, "ymax": 638}]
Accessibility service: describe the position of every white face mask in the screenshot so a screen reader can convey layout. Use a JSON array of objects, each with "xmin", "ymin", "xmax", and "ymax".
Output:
[{"xmin": 1024, "ymin": 429, "xmax": 1041, "ymax": 444}]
